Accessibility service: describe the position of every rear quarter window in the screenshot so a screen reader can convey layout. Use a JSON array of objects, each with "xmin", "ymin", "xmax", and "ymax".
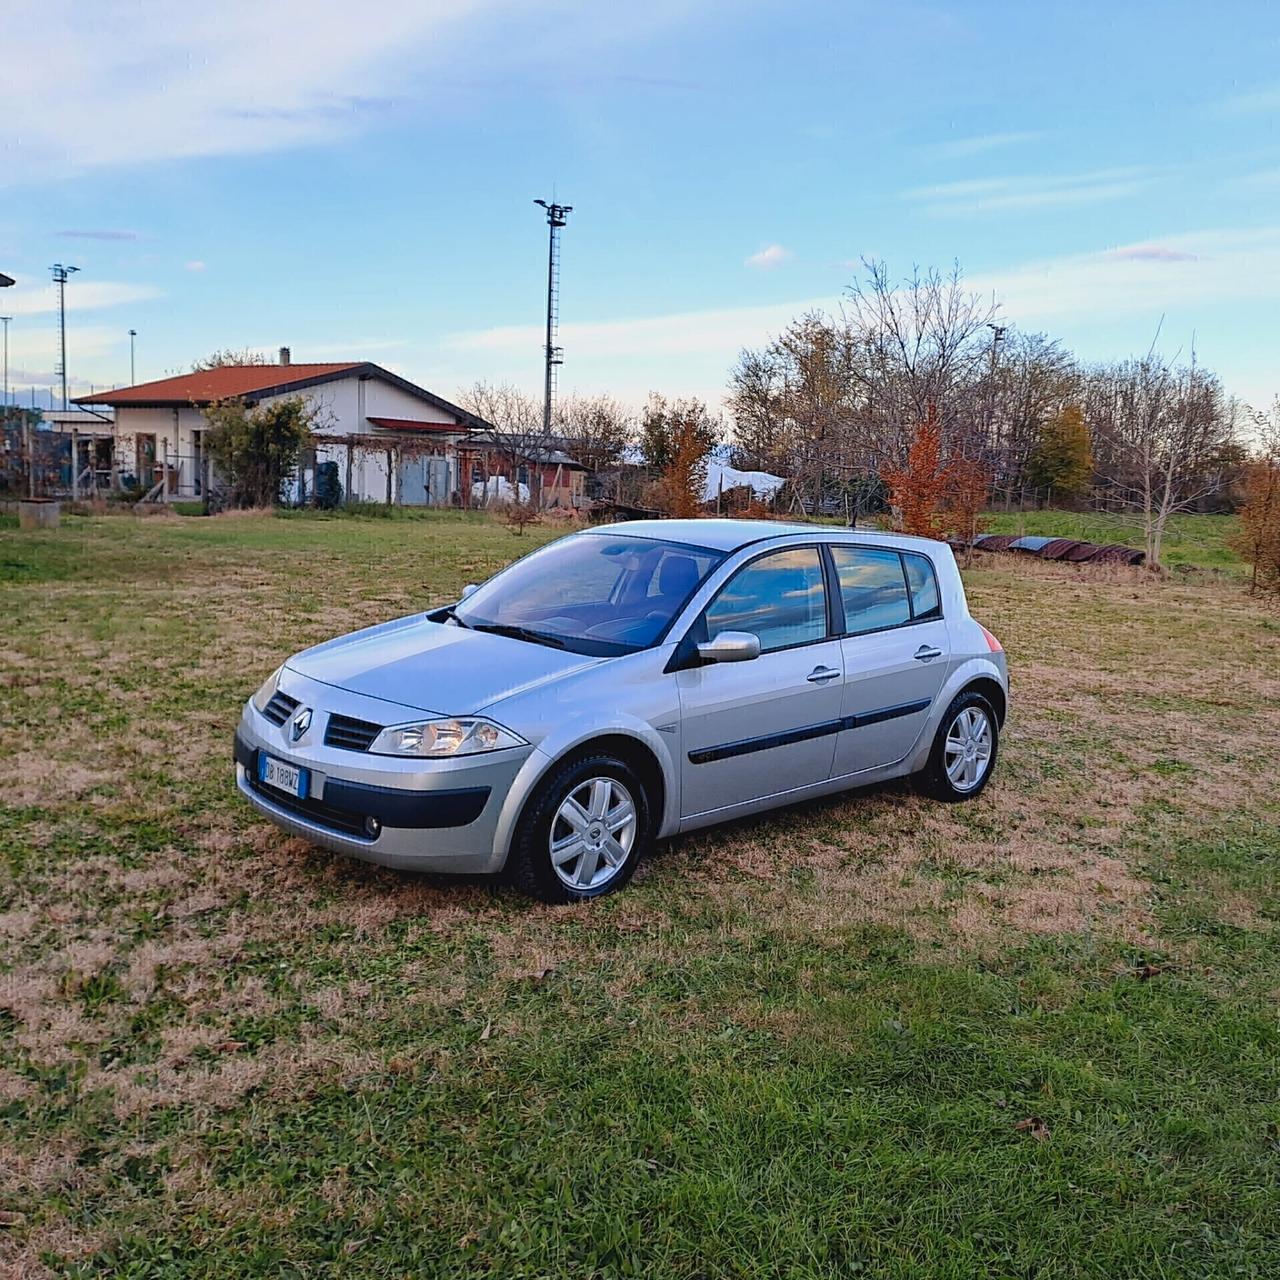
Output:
[{"xmin": 902, "ymin": 553, "xmax": 942, "ymax": 620}]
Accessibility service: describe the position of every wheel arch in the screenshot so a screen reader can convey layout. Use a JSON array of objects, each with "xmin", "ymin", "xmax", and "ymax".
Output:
[
  {"xmin": 492, "ymin": 729, "xmax": 672, "ymax": 867},
  {"xmin": 961, "ymin": 676, "xmax": 1006, "ymax": 726}
]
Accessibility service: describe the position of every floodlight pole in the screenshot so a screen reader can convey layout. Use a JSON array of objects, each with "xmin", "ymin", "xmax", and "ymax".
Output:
[
  {"xmin": 534, "ymin": 199, "xmax": 571, "ymax": 436},
  {"xmin": 51, "ymin": 263, "xmax": 80, "ymax": 409}
]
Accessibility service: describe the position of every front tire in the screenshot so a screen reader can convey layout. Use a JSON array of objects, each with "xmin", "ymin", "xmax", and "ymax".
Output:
[
  {"xmin": 508, "ymin": 753, "xmax": 653, "ymax": 903},
  {"xmin": 917, "ymin": 690, "xmax": 999, "ymax": 802}
]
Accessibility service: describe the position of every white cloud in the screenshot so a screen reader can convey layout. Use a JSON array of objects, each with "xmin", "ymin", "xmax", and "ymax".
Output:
[
  {"xmin": 907, "ymin": 167, "xmax": 1149, "ymax": 215},
  {"xmin": 0, "ymin": 1, "xmax": 497, "ymax": 183},
  {"xmin": 443, "ymin": 227, "xmax": 1280, "ymax": 406},
  {"xmin": 930, "ymin": 131, "xmax": 1044, "ymax": 158},
  {"xmin": 744, "ymin": 243, "xmax": 794, "ymax": 270},
  {"xmin": 0, "ymin": 280, "xmax": 161, "ymax": 317},
  {"xmin": 970, "ymin": 227, "xmax": 1280, "ymax": 321},
  {"xmin": 1103, "ymin": 244, "xmax": 1197, "ymax": 263},
  {"xmin": 1214, "ymin": 83, "xmax": 1280, "ymax": 116},
  {"xmin": 446, "ymin": 297, "xmax": 834, "ymax": 361},
  {"xmin": 0, "ymin": 0, "xmax": 703, "ymax": 186},
  {"xmin": 56, "ymin": 228, "xmax": 140, "ymax": 241},
  {"xmin": 184, "ymin": 260, "xmax": 206, "ymax": 272}
]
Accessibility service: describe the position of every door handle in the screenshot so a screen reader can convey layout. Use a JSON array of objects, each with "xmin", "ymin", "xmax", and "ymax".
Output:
[
  {"xmin": 806, "ymin": 665, "xmax": 841, "ymax": 683},
  {"xmin": 913, "ymin": 645, "xmax": 943, "ymax": 662}
]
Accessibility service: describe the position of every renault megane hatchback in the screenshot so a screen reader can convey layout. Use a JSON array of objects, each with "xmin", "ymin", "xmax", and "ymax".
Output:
[{"xmin": 235, "ymin": 520, "xmax": 1008, "ymax": 902}]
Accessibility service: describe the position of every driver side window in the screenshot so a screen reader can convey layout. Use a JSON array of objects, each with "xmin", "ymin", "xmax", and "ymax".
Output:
[{"xmin": 703, "ymin": 547, "xmax": 828, "ymax": 653}]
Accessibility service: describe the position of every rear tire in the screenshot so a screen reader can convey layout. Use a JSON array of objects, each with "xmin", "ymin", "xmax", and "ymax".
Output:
[
  {"xmin": 916, "ymin": 690, "xmax": 999, "ymax": 802},
  {"xmin": 508, "ymin": 753, "xmax": 653, "ymax": 903}
]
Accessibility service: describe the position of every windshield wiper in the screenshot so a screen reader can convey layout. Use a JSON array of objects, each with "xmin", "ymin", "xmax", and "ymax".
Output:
[{"xmin": 469, "ymin": 622, "xmax": 567, "ymax": 649}]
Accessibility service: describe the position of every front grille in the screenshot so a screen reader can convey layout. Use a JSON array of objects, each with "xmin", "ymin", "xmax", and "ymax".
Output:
[
  {"xmin": 250, "ymin": 777, "xmax": 370, "ymax": 840},
  {"xmin": 324, "ymin": 713, "xmax": 382, "ymax": 752},
  {"xmin": 261, "ymin": 690, "xmax": 300, "ymax": 726}
]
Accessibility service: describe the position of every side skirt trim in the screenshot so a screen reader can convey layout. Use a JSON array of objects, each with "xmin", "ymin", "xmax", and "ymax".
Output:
[{"xmin": 687, "ymin": 698, "xmax": 931, "ymax": 765}]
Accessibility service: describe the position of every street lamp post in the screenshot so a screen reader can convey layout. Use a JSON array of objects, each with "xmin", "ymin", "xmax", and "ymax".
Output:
[
  {"xmin": 1, "ymin": 316, "xmax": 11, "ymax": 410},
  {"xmin": 129, "ymin": 329, "xmax": 137, "ymax": 385}
]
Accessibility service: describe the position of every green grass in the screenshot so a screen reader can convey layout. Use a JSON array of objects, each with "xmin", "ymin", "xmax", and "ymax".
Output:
[
  {"xmin": 983, "ymin": 510, "xmax": 1242, "ymax": 571},
  {"xmin": 1, "ymin": 510, "xmax": 1277, "ymax": 1278}
]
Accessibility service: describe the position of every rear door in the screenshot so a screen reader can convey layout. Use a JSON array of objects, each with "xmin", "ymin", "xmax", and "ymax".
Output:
[
  {"xmin": 828, "ymin": 546, "xmax": 950, "ymax": 779},
  {"xmin": 677, "ymin": 546, "xmax": 844, "ymax": 819}
]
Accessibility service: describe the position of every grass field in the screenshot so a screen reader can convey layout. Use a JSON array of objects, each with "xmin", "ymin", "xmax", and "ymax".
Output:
[{"xmin": 2, "ymin": 508, "xmax": 1278, "ymax": 1279}]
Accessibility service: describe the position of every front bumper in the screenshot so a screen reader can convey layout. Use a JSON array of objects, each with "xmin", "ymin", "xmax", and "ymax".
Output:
[{"xmin": 233, "ymin": 670, "xmax": 531, "ymax": 873}]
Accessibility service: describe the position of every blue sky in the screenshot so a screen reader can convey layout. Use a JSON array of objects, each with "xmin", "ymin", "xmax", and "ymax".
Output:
[{"xmin": 2, "ymin": 0, "xmax": 1278, "ymax": 413}]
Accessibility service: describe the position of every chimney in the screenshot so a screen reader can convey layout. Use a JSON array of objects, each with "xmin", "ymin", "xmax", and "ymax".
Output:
[{"xmin": 279, "ymin": 346, "xmax": 291, "ymax": 366}]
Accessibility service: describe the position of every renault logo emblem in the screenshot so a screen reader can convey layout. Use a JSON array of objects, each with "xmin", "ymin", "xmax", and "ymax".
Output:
[{"xmin": 290, "ymin": 707, "xmax": 312, "ymax": 742}]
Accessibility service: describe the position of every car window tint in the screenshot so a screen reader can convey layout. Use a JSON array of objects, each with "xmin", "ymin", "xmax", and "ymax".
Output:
[
  {"xmin": 830, "ymin": 547, "xmax": 911, "ymax": 634},
  {"xmin": 704, "ymin": 547, "xmax": 827, "ymax": 652},
  {"xmin": 644, "ymin": 547, "xmax": 718, "ymax": 602},
  {"xmin": 456, "ymin": 534, "xmax": 725, "ymax": 656},
  {"xmin": 902, "ymin": 552, "xmax": 941, "ymax": 620},
  {"xmin": 525, "ymin": 551, "xmax": 625, "ymax": 608}
]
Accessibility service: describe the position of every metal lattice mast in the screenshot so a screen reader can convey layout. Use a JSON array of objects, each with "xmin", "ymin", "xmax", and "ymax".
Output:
[
  {"xmin": 51, "ymin": 263, "xmax": 80, "ymax": 408},
  {"xmin": 534, "ymin": 199, "xmax": 571, "ymax": 435}
]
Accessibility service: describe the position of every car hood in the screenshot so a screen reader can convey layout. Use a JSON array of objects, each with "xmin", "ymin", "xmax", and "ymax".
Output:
[{"xmin": 286, "ymin": 613, "xmax": 601, "ymax": 715}]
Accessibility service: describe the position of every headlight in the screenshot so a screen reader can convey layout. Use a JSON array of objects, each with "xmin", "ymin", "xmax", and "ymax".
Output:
[
  {"xmin": 369, "ymin": 717, "xmax": 527, "ymax": 758},
  {"xmin": 251, "ymin": 665, "xmax": 283, "ymax": 713}
]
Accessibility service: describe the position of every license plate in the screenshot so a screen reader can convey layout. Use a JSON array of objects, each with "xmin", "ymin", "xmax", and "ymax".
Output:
[{"xmin": 258, "ymin": 753, "xmax": 308, "ymax": 799}]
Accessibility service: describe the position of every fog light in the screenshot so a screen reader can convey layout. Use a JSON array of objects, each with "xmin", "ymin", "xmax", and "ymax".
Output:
[{"xmin": 364, "ymin": 816, "xmax": 381, "ymax": 837}]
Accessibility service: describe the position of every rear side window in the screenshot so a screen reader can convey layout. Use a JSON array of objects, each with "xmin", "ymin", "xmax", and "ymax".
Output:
[
  {"xmin": 829, "ymin": 547, "xmax": 911, "ymax": 634},
  {"xmin": 903, "ymin": 553, "xmax": 942, "ymax": 620},
  {"xmin": 704, "ymin": 547, "xmax": 828, "ymax": 653}
]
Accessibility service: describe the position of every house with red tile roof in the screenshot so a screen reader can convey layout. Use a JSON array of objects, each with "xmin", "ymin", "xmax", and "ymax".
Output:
[{"xmin": 74, "ymin": 349, "xmax": 494, "ymax": 505}]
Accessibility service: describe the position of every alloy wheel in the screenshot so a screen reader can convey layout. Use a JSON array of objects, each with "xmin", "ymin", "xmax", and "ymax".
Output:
[
  {"xmin": 944, "ymin": 707, "xmax": 993, "ymax": 792},
  {"xmin": 549, "ymin": 776, "xmax": 637, "ymax": 890}
]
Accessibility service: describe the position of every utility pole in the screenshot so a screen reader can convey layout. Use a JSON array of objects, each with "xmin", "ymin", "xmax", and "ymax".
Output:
[
  {"xmin": 129, "ymin": 329, "xmax": 137, "ymax": 385},
  {"xmin": 533, "ymin": 199, "xmax": 571, "ymax": 436},
  {"xmin": 51, "ymin": 263, "xmax": 80, "ymax": 408},
  {"xmin": 1, "ymin": 316, "xmax": 10, "ymax": 409}
]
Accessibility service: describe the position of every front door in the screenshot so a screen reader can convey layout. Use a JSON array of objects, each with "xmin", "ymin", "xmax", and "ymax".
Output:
[
  {"xmin": 677, "ymin": 546, "xmax": 844, "ymax": 819},
  {"xmin": 828, "ymin": 545, "xmax": 951, "ymax": 778},
  {"xmin": 135, "ymin": 434, "xmax": 156, "ymax": 487}
]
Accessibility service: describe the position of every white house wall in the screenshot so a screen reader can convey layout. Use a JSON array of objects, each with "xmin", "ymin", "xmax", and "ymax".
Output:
[{"xmin": 111, "ymin": 373, "xmax": 463, "ymax": 502}]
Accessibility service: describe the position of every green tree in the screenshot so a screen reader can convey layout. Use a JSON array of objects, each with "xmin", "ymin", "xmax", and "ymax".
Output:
[
  {"xmin": 1026, "ymin": 404, "xmax": 1093, "ymax": 502},
  {"xmin": 639, "ymin": 394, "xmax": 718, "ymax": 472},
  {"xmin": 202, "ymin": 395, "xmax": 317, "ymax": 508}
]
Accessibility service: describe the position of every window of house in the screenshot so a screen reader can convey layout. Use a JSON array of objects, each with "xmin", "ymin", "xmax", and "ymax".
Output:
[
  {"xmin": 703, "ymin": 547, "xmax": 827, "ymax": 652},
  {"xmin": 829, "ymin": 546, "xmax": 911, "ymax": 634}
]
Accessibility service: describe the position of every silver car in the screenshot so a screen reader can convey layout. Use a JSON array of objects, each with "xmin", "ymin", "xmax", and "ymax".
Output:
[{"xmin": 234, "ymin": 520, "xmax": 1008, "ymax": 902}]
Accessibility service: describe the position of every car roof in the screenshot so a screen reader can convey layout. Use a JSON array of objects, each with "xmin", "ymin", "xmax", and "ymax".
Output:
[{"xmin": 588, "ymin": 518, "xmax": 949, "ymax": 556}]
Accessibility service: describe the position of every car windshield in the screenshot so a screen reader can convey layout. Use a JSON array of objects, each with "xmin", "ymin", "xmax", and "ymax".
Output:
[{"xmin": 453, "ymin": 534, "xmax": 723, "ymax": 656}]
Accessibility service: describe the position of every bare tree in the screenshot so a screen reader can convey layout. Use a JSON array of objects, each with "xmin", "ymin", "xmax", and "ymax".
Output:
[
  {"xmin": 727, "ymin": 263, "xmax": 1000, "ymax": 513},
  {"xmin": 841, "ymin": 259, "xmax": 997, "ymax": 463},
  {"xmin": 457, "ymin": 381, "xmax": 547, "ymax": 507},
  {"xmin": 554, "ymin": 393, "xmax": 632, "ymax": 474},
  {"xmin": 192, "ymin": 347, "xmax": 273, "ymax": 371},
  {"xmin": 1086, "ymin": 355, "xmax": 1238, "ymax": 568},
  {"xmin": 985, "ymin": 331, "xmax": 1080, "ymax": 507}
]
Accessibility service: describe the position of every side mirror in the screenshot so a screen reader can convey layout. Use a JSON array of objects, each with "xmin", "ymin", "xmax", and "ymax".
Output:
[
  {"xmin": 459, "ymin": 583, "xmax": 480, "ymax": 601},
  {"xmin": 696, "ymin": 630, "xmax": 761, "ymax": 664}
]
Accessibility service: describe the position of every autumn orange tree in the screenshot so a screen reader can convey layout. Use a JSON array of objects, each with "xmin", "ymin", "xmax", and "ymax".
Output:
[
  {"xmin": 1229, "ymin": 411, "xmax": 1280, "ymax": 595},
  {"xmin": 880, "ymin": 405, "xmax": 951, "ymax": 537},
  {"xmin": 658, "ymin": 419, "xmax": 713, "ymax": 518},
  {"xmin": 944, "ymin": 455, "xmax": 993, "ymax": 565}
]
